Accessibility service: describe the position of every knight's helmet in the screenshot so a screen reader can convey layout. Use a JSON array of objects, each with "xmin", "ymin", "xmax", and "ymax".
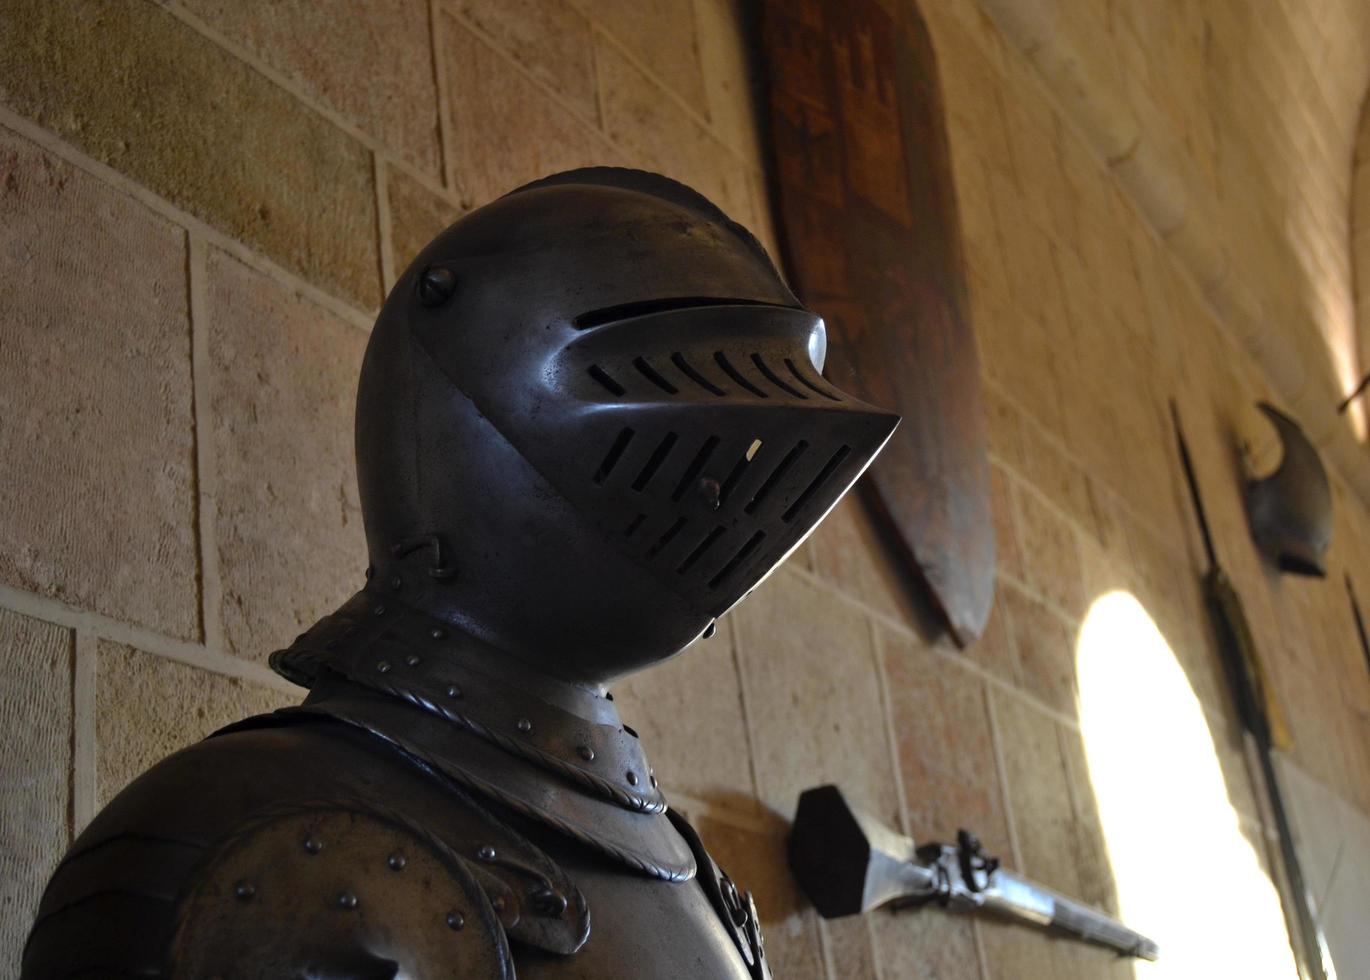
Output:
[{"xmin": 356, "ymin": 168, "xmax": 899, "ymax": 683}]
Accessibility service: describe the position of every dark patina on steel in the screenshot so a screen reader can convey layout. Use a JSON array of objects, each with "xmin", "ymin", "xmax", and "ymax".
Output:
[
  {"xmin": 1246, "ymin": 402, "xmax": 1333, "ymax": 577},
  {"xmin": 22, "ymin": 168, "xmax": 898, "ymax": 978}
]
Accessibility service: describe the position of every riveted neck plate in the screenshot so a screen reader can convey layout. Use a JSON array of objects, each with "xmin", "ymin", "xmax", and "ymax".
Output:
[{"xmin": 271, "ymin": 592, "xmax": 665, "ymax": 813}]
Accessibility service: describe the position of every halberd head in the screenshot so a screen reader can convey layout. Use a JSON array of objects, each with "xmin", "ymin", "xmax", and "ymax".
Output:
[{"xmin": 356, "ymin": 168, "xmax": 898, "ymax": 683}]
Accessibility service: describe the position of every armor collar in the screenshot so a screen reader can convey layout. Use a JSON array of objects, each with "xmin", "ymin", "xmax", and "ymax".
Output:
[{"xmin": 271, "ymin": 593, "xmax": 695, "ymax": 880}]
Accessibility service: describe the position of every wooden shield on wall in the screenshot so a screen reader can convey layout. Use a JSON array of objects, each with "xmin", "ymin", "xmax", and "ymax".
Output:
[{"xmin": 760, "ymin": 0, "xmax": 995, "ymax": 645}]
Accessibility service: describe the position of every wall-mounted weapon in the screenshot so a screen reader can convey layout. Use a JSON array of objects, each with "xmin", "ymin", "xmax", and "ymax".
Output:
[
  {"xmin": 1170, "ymin": 402, "xmax": 1331, "ymax": 980},
  {"xmin": 1245, "ymin": 402, "xmax": 1332, "ymax": 577},
  {"xmin": 787, "ymin": 785, "xmax": 1159, "ymax": 960},
  {"xmin": 1346, "ymin": 575, "xmax": 1370, "ymax": 681}
]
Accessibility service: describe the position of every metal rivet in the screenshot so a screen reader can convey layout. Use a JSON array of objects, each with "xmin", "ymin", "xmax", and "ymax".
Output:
[
  {"xmin": 577, "ymin": 745, "xmax": 595, "ymax": 762},
  {"xmin": 446, "ymin": 910, "xmax": 465, "ymax": 931},
  {"xmin": 376, "ymin": 660, "xmax": 391, "ymax": 674},
  {"xmin": 234, "ymin": 880, "xmax": 255, "ymax": 901},
  {"xmin": 430, "ymin": 628, "xmax": 447, "ymax": 640},
  {"xmin": 516, "ymin": 718, "xmax": 531, "ymax": 733},
  {"xmin": 387, "ymin": 853, "xmax": 407, "ymax": 871},
  {"xmin": 532, "ymin": 887, "xmax": 569, "ymax": 917},
  {"xmin": 336, "ymin": 891, "xmax": 358, "ymax": 910},
  {"xmin": 365, "ymin": 565, "xmax": 374, "ymax": 580},
  {"xmin": 478, "ymin": 846, "xmax": 496, "ymax": 861},
  {"xmin": 650, "ymin": 772, "xmax": 658, "ymax": 788},
  {"xmin": 698, "ymin": 477, "xmax": 722, "ymax": 510},
  {"xmin": 446, "ymin": 684, "xmax": 462, "ymax": 699},
  {"xmin": 390, "ymin": 576, "xmax": 402, "ymax": 590},
  {"xmin": 405, "ymin": 653, "xmax": 420, "ymax": 667},
  {"xmin": 491, "ymin": 896, "xmax": 507, "ymax": 912},
  {"xmin": 373, "ymin": 605, "xmax": 386, "ymax": 617},
  {"xmin": 303, "ymin": 837, "xmax": 322, "ymax": 855},
  {"xmin": 703, "ymin": 620, "xmax": 717, "ymax": 640},
  {"xmin": 626, "ymin": 771, "xmax": 639, "ymax": 786},
  {"xmin": 418, "ymin": 266, "xmax": 457, "ymax": 307}
]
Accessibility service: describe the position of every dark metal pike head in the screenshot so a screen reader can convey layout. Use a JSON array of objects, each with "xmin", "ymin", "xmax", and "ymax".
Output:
[{"xmin": 1246, "ymin": 402, "xmax": 1332, "ymax": 577}]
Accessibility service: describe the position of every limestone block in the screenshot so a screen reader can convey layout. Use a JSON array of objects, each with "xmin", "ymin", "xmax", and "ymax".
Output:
[
  {"xmin": 870, "ymin": 905, "xmax": 982, "ymax": 980},
  {"xmin": 732, "ymin": 570, "xmax": 900, "ymax": 825},
  {"xmin": 0, "ymin": 609, "xmax": 72, "ymax": 961},
  {"xmin": 179, "ymin": 0, "xmax": 441, "ymax": 177},
  {"xmin": 694, "ymin": 0, "xmax": 764, "ymax": 164},
  {"xmin": 1000, "ymin": 584, "xmax": 1077, "ymax": 719},
  {"xmin": 989, "ymin": 467, "xmax": 1025, "ymax": 587},
  {"xmin": 95, "ymin": 641, "xmax": 295, "ymax": 805},
  {"xmin": 582, "ymin": 0, "xmax": 709, "ymax": 118},
  {"xmin": 991, "ymin": 691, "xmax": 1084, "ymax": 899},
  {"xmin": 594, "ymin": 36, "xmax": 753, "ymax": 225},
  {"xmin": 880, "ymin": 625, "xmax": 1014, "ymax": 864},
  {"xmin": 0, "ymin": 0, "xmax": 380, "ymax": 309},
  {"xmin": 0, "ymin": 127, "xmax": 199, "ymax": 639},
  {"xmin": 1012, "ymin": 488, "xmax": 1085, "ymax": 619},
  {"xmin": 821, "ymin": 916, "xmax": 877, "ymax": 980},
  {"xmin": 202, "ymin": 248, "xmax": 367, "ymax": 659},
  {"xmin": 387, "ymin": 170, "xmax": 464, "ymax": 283},
  {"xmin": 442, "ymin": 15, "xmax": 622, "ymax": 209},
  {"xmin": 611, "ymin": 620, "xmax": 755, "ymax": 801},
  {"xmin": 963, "ymin": 590, "xmax": 1021, "ymax": 686},
  {"xmin": 805, "ymin": 494, "xmax": 927, "ymax": 631},
  {"xmin": 454, "ymin": 0, "xmax": 599, "ymax": 125}
]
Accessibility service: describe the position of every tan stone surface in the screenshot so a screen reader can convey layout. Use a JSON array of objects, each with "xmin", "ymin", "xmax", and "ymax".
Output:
[
  {"xmin": 178, "ymin": 0, "xmax": 441, "ymax": 176},
  {"xmin": 582, "ymin": 0, "xmax": 709, "ymax": 117},
  {"xmin": 732, "ymin": 569, "xmax": 900, "ymax": 825},
  {"xmin": 443, "ymin": 14, "xmax": 621, "ymax": 209},
  {"xmin": 0, "ymin": 127, "xmax": 199, "ymax": 639},
  {"xmin": 611, "ymin": 620, "xmax": 755, "ymax": 801},
  {"xmin": 387, "ymin": 169, "xmax": 464, "ymax": 281},
  {"xmin": 0, "ymin": 610, "xmax": 71, "ymax": 961},
  {"xmin": 991, "ymin": 691, "xmax": 1082, "ymax": 899},
  {"xmin": 95, "ymin": 641, "xmax": 294, "ymax": 804},
  {"xmin": 870, "ymin": 906, "xmax": 983, "ymax": 980},
  {"xmin": 694, "ymin": 0, "xmax": 764, "ymax": 164},
  {"xmin": 1000, "ymin": 585, "xmax": 1077, "ymax": 719},
  {"xmin": 1012, "ymin": 484, "xmax": 1085, "ymax": 619},
  {"xmin": 454, "ymin": 0, "xmax": 599, "ymax": 125},
  {"xmin": 202, "ymin": 248, "xmax": 367, "ymax": 659},
  {"xmin": 595, "ymin": 34, "xmax": 753, "ymax": 226},
  {"xmin": 0, "ymin": 0, "xmax": 380, "ymax": 309},
  {"xmin": 821, "ymin": 917, "xmax": 877, "ymax": 980},
  {"xmin": 880, "ymin": 624, "xmax": 1013, "ymax": 864}
]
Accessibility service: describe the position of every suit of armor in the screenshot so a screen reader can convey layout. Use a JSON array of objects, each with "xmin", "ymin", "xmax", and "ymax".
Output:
[{"xmin": 22, "ymin": 169, "xmax": 898, "ymax": 978}]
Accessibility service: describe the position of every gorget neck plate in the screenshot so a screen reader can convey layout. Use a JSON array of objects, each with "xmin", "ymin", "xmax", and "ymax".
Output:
[{"xmin": 270, "ymin": 592, "xmax": 695, "ymax": 881}]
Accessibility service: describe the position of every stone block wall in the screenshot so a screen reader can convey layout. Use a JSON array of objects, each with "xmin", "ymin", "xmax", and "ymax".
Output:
[{"xmin": 2, "ymin": 1, "xmax": 1369, "ymax": 977}]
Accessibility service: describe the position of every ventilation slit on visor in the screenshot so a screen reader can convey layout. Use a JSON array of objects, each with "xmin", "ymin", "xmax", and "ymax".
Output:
[
  {"xmin": 718, "ymin": 450, "xmax": 754, "ymax": 505},
  {"xmin": 782, "ymin": 445, "xmax": 851, "ymax": 522},
  {"xmin": 632, "ymin": 432, "xmax": 678, "ymax": 491},
  {"xmin": 624, "ymin": 513, "xmax": 647, "ymax": 537},
  {"xmin": 709, "ymin": 531, "xmax": 767, "ymax": 589},
  {"xmin": 593, "ymin": 428, "xmax": 635, "ymax": 485},
  {"xmin": 784, "ymin": 358, "xmax": 841, "ymax": 401},
  {"xmin": 647, "ymin": 517, "xmax": 687, "ymax": 558},
  {"xmin": 671, "ymin": 352, "xmax": 726, "ymax": 396},
  {"xmin": 632, "ymin": 357, "xmax": 679, "ymax": 394},
  {"xmin": 672, "ymin": 436, "xmax": 720, "ymax": 501},
  {"xmin": 587, "ymin": 364, "xmax": 626, "ymax": 396},
  {"xmin": 746, "ymin": 441, "xmax": 809, "ymax": 514},
  {"xmin": 677, "ymin": 526, "xmax": 726, "ymax": 574},
  {"xmin": 751, "ymin": 353, "xmax": 808, "ymax": 399},
  {"xmin": 713, "ymin": 351, "xmax": 768, "ymax": 398}
]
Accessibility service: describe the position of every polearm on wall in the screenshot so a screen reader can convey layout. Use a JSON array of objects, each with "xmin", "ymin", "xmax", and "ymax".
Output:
[{"xmin": 788, "ymin": 785, "xmax": 1159, "ymax": 960}]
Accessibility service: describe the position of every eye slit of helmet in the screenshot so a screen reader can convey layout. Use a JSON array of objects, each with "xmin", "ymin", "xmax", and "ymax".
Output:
[
  {"xmin": 677, "ymin": 526, "xmax": 726, "ymax": 574},
  {"xmin": 783, "ymin": 445, "xmax": 852, "ymax": 523},
  {"xmin": 624, "ymin": 513, "xmax": 647, "ymax": 537},
  {"xmin": 709, "ymin": 530, "xmax": 767, "ymax": 589},
  {"xmin": 672, "ymin": 436, "xmax": 720, "ymax": 501},
  {"xmin": 632, "ymin": 356, "xmax": 679, "ymax": 394},
  {"xmin": 587, "ymin": 364, "xmax": 626, "ymax": 396},
  {"xmin": 713, "ymin": 351, "xmax": 768, "ymax": 398},
  {"xmin": 632, "ymin": 432, "xmax": 679, "ymax": 492},
  {"xmin": 593, "ymin": 427, "xmax": 635, "ymax": 485},
  {"xmin": 718, "ymin": 444, "xmax": 759, "ymax": 505},
  {"xmin": 746, "ymin": 440, "xmax": 810, "ymax": 515},
  {"xmin": 573, "ymin": 296, "xmax": 787, "ymax": 330},
  {"xmin": 784, "ymin": 358, "xmax": 842, "ymax": 401},
  {"xmin": 670, "ymin": 352, "xmax": 726, "ymax": 396},
  {"xmin": 647, "ymin": 517, "xmax": 688, "ymax": 558},
  {"xmin": 751, "ymin": 353, "xmax": 808, "ymax": 399}
]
